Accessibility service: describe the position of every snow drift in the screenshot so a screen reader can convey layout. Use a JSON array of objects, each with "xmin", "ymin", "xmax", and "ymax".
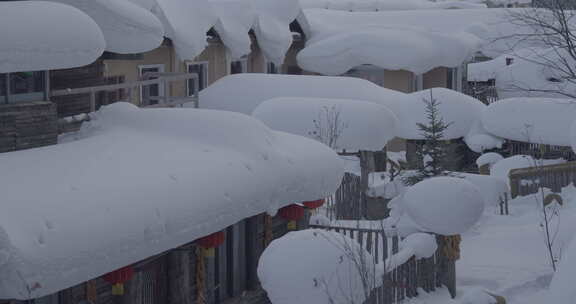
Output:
[
  {"xmin": 252, "ymin": 97, "xmax": 398, "ymax": 151},
  {"xmin": 0, "ymin": 1, "xmax": 105, "ymax": 73},
  {"xmin": 0, "ymin": 103, "xmax": 344, "ymax": 300}
]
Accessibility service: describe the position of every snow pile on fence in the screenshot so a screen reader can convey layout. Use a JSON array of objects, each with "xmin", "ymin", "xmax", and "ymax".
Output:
[
  {"xmin": 0, "ymin": 102, "xmax": 344, "ymax": 300},
  {"xmin": 482, "ymin": 98, "xmax": 576, "ymax": 146},
  {"xmin": 48, "ymin": 0, "xmax": 164, "ymax": 54},
  {"xmin": 495, "ymin": 47, "xmax": 576, "ymax": 99},
  {"xmin": 403, "ymin": 177, "xmax": 485, "ymax": 235},
  {"xmin": 464, "ymin": 115, "xmax": 505, "ymax": 153},
  {"xmin": 200, "ymin": 74, "xmax": 409, "ymax": 115},
  {"xmin": 258, "ymin": 229, "xmax": 376, "ymax": 304},
  {"xmin": 490, "ymin": 155, "xmax": 535, "ymax": 181},
  {"xmin": 252, "ymin": 97, "xmax": 398, "ymax": 151},
  {"xmin": 459, "ymin": 173, "xmax": 509, "ymax": 207},
  {"xmin": 0, "ymin": 1, "xmax": 106, "ymax": 73},
  {"xmin": 476, "ymin": 152, "xmax": 504, "ymax": 168}
]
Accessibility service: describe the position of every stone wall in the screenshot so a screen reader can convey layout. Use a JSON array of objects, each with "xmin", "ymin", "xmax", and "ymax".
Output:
[{"xmin": 0, "ymin": 101, "xmax": 58, "ymax": 153}]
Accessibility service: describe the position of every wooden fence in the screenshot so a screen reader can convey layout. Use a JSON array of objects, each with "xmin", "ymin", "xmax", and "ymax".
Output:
[
  {"xmin": 509, "ymin": 161, "xmax": 576, "ymax": 198},
  {"xmin": 506, "ymin": 140, "xmax": 576, "ymax": 161},
  {"xmin": 310, "ymin": 224, "xmax": 457, "ymax": 304},
  {"xmin": 463, "ymin": 83, "xmax": 499, "ymax": 105},
  {"xmin": 328, "ymin": 173, "xmax": 365, "ymax": 220}
]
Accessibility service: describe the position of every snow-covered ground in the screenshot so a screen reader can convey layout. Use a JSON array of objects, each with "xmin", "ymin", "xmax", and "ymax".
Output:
[{"xmin": 458, "ymin": 185, "xmax": 576, "ymax": 304}]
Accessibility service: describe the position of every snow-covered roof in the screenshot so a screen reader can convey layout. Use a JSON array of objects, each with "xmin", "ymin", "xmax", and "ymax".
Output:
[
  {"xmin": 48, "ymin": 0, "xmax": 164, "ymax": 54},
  {"xmin": 0, "ymin": 1, "xmax": 105, "ymax": 73},
  {"xmin": 299, "ymin": 0, "xmax": 487, "ymax": 11},
  {"xmin": 0, "ymin": 103, "xmax": 344, "ymax": 300},
  {"xmin": 482, "ymin": 97, "xmax": 576, "ymax": 146},
  {"xmin": 467, "ymin": 48, "xmax": 545, "ymax": 82},
  {"xmin": 298, "ymin": 8, "xmax": 550, "ymax": 74},
  {"xmin": 252, "ymin": 97, "xmax": 398, "ymax": 151},
  {"xmin": 494, "ymin": 47, "xmax": 576, "ymax": 99},
  {"xmin": 392, "ymin": 88, "xmax": 486, "ymax": 140},
  {"xmin": 200, "ymin": 73, "xmax": 408, "ymax": 115},
  {"xmin": 211, "ymin": 0, "xmax": 256, "ymax": 59},
  {"xmin": 297, "ymin": 28, "xmax": 480, "ymax": 75}
]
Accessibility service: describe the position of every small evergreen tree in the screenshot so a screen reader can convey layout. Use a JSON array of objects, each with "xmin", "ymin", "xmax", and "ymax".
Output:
[{"xmin": 403, "ymin": 90, "xmax": 453, "ymax": 186}]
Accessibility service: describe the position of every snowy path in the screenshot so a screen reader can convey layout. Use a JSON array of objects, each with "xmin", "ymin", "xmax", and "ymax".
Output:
[{"xmin": 457, "ymin": 198, "xmax": 576, "ymax": 304}]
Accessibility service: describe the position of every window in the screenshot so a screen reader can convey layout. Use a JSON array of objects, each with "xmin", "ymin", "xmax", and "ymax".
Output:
[
  {"xmin": 0, "ymin": 71, "xmax": 47, "ymax": 104},
  {"xmin": 230, "ymin": 58, "xmax": 248, "ymax": 74},
  {"xmin": 139, "ymin": 64, "xmax": 165, "ymax": 106},
  {"xmin": 187, "ymin": 62, "xmax": 208, "ymax": 96},
  {"xmin": 266, "ymin": 62, "xmax": 278, "ymax": 74}
]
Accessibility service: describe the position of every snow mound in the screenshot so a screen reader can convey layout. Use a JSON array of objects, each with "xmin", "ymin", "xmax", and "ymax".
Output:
[
  {"xmin": 297, "ymin": 28, "xmax": 480, "ymax": 75},
  {"xmin": 0, "ymin": 102, "xmax": 344, "ymax": 300},
  {"xmin": 490, "ymin": 155, "xmax": 534, "ymax": 180},
  {"xmin": 211, "ymin": 0, "xmax": 256, "ymax": 59},
  {"xmin": 258, "ymin": 229, "xmax": 375, "ymax": 304},
  {"xmin": 403, "ymin": 177, "xmax": 484, "ymax": 235},
  {"xmin": 459, "ymin": 173, "xmax": 509, "ymax": 207},
  {"xmin": 476, "ymin": 153, "xmax": 504, "ymax": 167},
  {"xmin": 482, "ymin": 98, "xmax": 576, "ymax": 146},
  {"xmin": 400, "ymin": 233, "xmax": 437, "ymax": 259},
  {"xmin": 460, "ymin": 288, "xmax": 499, "ymax": 304},
  {"xmin": 0, "ymin": 1, "xmax": 105, "ymax": 73},
  {"xmin": 252, "ymin": 97, "xmax": 398, "ymax": 151},
  {"xmin": 392, "ymin": 88, "xmax": 486, "ymax": 140},
  {"xmin": 464, "ymin": 114, "xmax": 505, "ymax": 153},
  {"xmin": 48, "ymin": 0, "xmax": 164, "ymax": 54},
  {"xmin": 200, "ymin": 73, "xmax": 408, "ymax": 115}
]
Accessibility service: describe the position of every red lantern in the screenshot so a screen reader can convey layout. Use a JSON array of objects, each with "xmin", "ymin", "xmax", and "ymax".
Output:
[
  {"xmin": 278, "ymin": 204, "xmax": 305, "ymax": 230},
  {"xmin": 197, "ymin": 231, "xmax": 226, "ymax": 257},
  {"xmin": 303, "ymin": 199, "xmax": 325, "ymax": 210},
  {"xmin": 103, "ymin": 266, "xmax": 134, "ymax": 296}
]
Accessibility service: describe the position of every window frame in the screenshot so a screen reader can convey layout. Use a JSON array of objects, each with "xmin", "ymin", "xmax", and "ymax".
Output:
[
  {"xmin": 138, "ymin": 64, "xmax": 166, "ymax": 106},
  {"xmin": 186, "ymin": 61, "xmax": 209, "ymax": 97}
]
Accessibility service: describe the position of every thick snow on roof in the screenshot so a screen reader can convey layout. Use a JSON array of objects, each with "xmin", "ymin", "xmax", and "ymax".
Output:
[
  {"xmin": 392, "ymin": 88, "xmax": 486, "ymax": 140},
  {"xmin": 258, "ymin": 229, "xmax": 375, "ymax": 304},
  {"xmin": 252, "ymin": 97, "xmax": 398, "ymax": 151},
  {"xmin": 297, "ymin": 28, "xmax": 480, "ymax": 75},
  {"xmin": 495, "ymin": 47, "xmax": 576, "ymax": 99},
  {"xmin": 0, "ymin": 1, "xmax": 105, "ymax": 73},
  {"xmin": 299, "ymin": 0, "xmax": 486, "ymax": 11},
  {"xmin": 48, "ymin": 0, "xmax": 164, "ymax": 54},
  {"xmin": 403, "ymin": 177, "xmax": 484, "ymax": 235},
  {"xmin": 211, "ymin": 0, "xmax": 256, "ymax": 59},
  {"xmin": 299, "ymin": 8, "xmax": 548, "ymax": 63},
  {"xmin": 467, "ymin": 48, "xmax": 545, "ymax": 82},
  {"xmin": 0, "ymin": 103, "xmax": 344, "ymax": 300},
  {"xmin": 200, "ymin": 73, "xmax": 408, "ymax": 115},
  {"xmin": 482, "ymin": 98, "xmax": 576, "ymax": 146},
  {"xmin": 252, "ymin": 0, "xmax": 300, "ymax": 64},
  {"xmin": 150, "ymin": 0, "xmax": 218, "ymax": 60}
]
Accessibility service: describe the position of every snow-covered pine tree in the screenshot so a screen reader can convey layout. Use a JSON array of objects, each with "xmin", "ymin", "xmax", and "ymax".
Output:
[{"xmin": 403, "ymin": 90, "xmax": 453, "ymax": 186}]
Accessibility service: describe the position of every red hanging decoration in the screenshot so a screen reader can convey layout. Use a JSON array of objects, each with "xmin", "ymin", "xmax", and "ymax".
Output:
[
  {"xmin": 303, "ymin": 199, "xmax": 325, "ymax": 210},
  {"xmin": 278, "ymin": 204, "xmax": 305, "ymax": 221},
  {"xmin": 103, "ymin": 266, "xmax": 134, "ymax": 296},
  {"xmin": 278, "ymin": 204, "xmax": 305, "ymax": 230},
  {"xmin": 103, "ymin": 266, "xmax": 134, "ymax": 285},
  {"xmin": 197, "ymin": 231, "xmax": 226, "ymax": 248}
]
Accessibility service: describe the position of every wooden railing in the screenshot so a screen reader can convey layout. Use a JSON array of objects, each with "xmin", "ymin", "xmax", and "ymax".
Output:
[
  {"xmin": 505, "ymin": 140, "xmax": 575, "ymax": 161},
  {"xmin": 509, "ymin": 161, "xmax": 576, "ymax": 198},
  {"xmin": 310, "ymin": 224, "xmax": 457, "ymax": 304}
]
